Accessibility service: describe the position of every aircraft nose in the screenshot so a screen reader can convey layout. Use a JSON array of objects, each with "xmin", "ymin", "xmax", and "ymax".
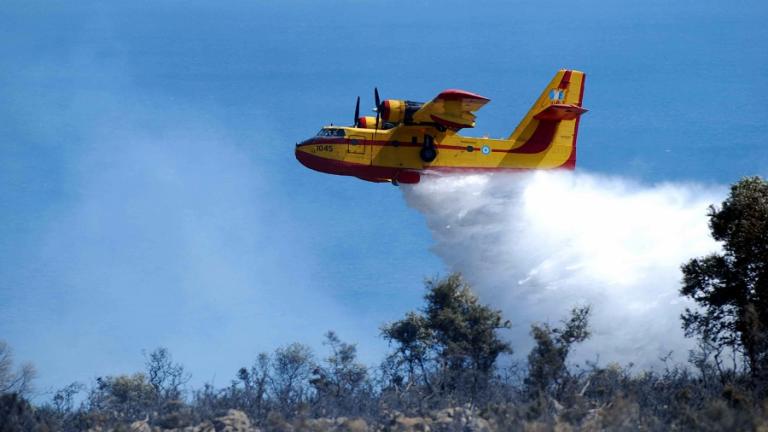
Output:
[
  {"xmin": 295, "ymin": 141, "xmax": 316, "ymax": 170},
  {"xmin": 295, "ymin": 139, "xmax": 340, "ymax": 176}
]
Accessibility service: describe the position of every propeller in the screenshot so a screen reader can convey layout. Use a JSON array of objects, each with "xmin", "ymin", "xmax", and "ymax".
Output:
[
  {"xmin": 353, "ymin": 96, "xmax": 360, "ymax": 127},
  {"xmin": 374, "ymin": 87, "xmax": 382, "ymax": 131}
]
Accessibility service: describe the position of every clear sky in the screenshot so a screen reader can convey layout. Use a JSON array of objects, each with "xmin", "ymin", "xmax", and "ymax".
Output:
[{"xmin": 1, "ymin": 0, "xmax": 766, "ymax": 398}]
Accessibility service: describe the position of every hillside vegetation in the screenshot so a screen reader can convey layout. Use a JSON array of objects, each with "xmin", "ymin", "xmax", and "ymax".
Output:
[{"xmin": 2, "ymin": 177, "xmax": 767, "ymax": 432}]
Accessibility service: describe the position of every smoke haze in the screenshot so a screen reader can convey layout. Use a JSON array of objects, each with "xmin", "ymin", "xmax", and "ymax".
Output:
[{"xmin": 403, "ymin": 171, "xmax": 724, "ymax": 367}]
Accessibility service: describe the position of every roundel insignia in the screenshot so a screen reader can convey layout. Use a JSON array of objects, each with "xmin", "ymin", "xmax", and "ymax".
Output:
[{"xmin": 481, "ymin": 145, "xmax": 491, "ymax": 155}]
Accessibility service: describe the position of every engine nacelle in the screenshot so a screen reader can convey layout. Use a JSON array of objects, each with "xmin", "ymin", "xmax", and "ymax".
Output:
[
  {"xmin": 380, "ymin": 100, "xmax": 404, "ymax": 123},
  {"xmin": 380, "ymin": 100, "xmax": 424, "ymax": 124},
  {"xmin": 357, "ymin": 116, "xmax": 381, "ymax": 129}
]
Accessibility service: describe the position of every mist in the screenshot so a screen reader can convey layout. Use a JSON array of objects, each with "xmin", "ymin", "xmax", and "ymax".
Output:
[
  {"xmin": 0, "ymin": 84, "xmax": 373, "ymax": 393},
  {"xmin": 402, "ymin": 171, "xmax": 725, "ymax": 368}
]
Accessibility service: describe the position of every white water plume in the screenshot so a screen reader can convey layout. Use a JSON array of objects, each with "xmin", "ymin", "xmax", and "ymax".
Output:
[{"xmin": 402, "ymin": 171, "xmax": 724, "ymax": 368}]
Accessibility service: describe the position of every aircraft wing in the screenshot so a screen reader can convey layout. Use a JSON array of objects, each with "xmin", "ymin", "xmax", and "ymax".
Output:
[{"xmin": 412, "ymin": 89, "xmax": 490, "ymax": 130}]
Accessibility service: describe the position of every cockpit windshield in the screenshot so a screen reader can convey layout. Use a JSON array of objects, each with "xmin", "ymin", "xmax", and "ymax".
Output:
[{"xmin": 316, "ymin": 128, "xmax": 345, "ymax": 137}]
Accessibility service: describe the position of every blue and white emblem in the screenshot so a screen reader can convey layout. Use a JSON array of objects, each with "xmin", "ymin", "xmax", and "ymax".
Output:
[
  {"xmin": 481, "ymin": 145, "xmax": 491, "ymax": 155},
  {"xmin": 549, "ymin": 89, "xmax": 565, "ymax": 101}
]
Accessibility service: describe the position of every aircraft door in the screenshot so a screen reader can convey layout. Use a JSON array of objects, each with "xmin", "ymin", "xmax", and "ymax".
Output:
[{"xmin": 347, "ymin": 135, "xmax": 367, "ymax": 156}]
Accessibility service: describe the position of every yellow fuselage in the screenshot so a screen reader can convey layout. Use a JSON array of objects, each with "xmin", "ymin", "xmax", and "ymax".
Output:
[{"xmin": 295, "ymin": 69, "xmax": 586, "ymax": 184}]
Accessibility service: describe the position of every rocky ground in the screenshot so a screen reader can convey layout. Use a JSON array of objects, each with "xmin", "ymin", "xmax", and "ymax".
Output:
[
  {"xmin": 122, "ymin": 408, "xmax": 496, "ymax": 432},
  {"xmin": 116, "ymin": 404, "xmax": 639, "ymax": 432}
]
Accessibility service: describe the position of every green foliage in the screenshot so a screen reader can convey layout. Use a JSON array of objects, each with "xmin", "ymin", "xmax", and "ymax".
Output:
[
  {"xmin": 380, "ymin": 311, "xmax": 433, "ymax": 390},
  {"xmin": 51, "ymin": 382, "xmax": 84, "ymax": 415},
  {"xmin": 423, "ymin": 274, "xmax": 513, "ymax": 373},
  {"xmin": 681, "ymin": 176, "xmax": 768, "ymax": 382},
  {"xmin": 310, "ymin": 332, "xmax": 371, "ymax": 417},
  {"xmin": 217, "ymin": 343, "xmax": 318, "ymax": 424},
  {"xmin": 145, "ymin": 347, "xmax": 189, "ymax": 403},
  {"xmin": 233, "ymin": 352, "xmax": 271, "ymax": 421},
  {"xmin": 270, "ymin": 342, "xmax": 315, "ymax": 416},
  {"xmin": 381, "ymin": 273, "xmax": 512, "ymax": 405},
  {"xmin": 0, "ymin": 393, "xmax": 53, "ymax": 432},
  {"xmin": 82, "ymin": 347, "xmax": 193, "ymax": 429},
  {"xmin": 86, "ymin": 373, "xmax": 156, "ymax": 425},
  {"xmin": 525, "ymin": 306, "xmax": 591, "ymax": 399}
]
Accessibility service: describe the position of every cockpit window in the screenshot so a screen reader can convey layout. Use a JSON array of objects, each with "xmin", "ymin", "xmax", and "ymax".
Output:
[{"xmin": 317, "ymin": 128, "xmax": 345, "ymax": 137}]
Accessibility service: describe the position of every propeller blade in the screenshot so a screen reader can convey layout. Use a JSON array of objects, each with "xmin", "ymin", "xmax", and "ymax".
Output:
[
  {"xmin": 374, "ymin": 87, "xmax": 382, "ymax": 133},
  {"xmin": 354, "ymin": 96, "xmax": 360, "ymax": 127}
]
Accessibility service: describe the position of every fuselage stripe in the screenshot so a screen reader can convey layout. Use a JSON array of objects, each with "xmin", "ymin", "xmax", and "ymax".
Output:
[{"xmin": 297, "ymin": 138, "xmax": 553, "ymax": 154}]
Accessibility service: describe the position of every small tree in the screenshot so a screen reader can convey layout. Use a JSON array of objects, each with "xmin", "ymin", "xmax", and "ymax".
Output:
[
  {"xmin": 423, "ymin": 275, "xmax": 513, "ymax": 375},
  {"xmin": 235, "ymin": 352, "xmax": 271, "ymax": 422},
  {"xmin": 270, "ymin": 343, "xmax": 315, "ymax": 417},
  {"xmin": 0, "ymin": 393, "xmax": 49, "ymax": 432},
  {"xmin": 142, "ymin": 347, "xmax": 191, "ymax": 428},
  {"xmin": 145, "ymin": 347, "xmax": 189, "ymax": 403},
  {"xmin": 525, "ymin": 305, "xmax": 591, "ymax": 399},
  {"xmin": 87, "ymin": 373, "xmax": 156, "ymax": 426},
  {"xmin": 680, "ymin": 176, "xmax": 768, "ymax": 383},
  {"xmin": 52, "ymin": 382, "xmax": 85, "ymax": 415},
  {"xmin": 310, "ymin": 331, "xmax": 370, "ymax": 417},
  {"xmin": 380, "ymin": 312, "xmax": 433, "ymax": 394},
  {"xmin": 381, "ymin": 273, "xmax": 512, "ymax": 406}
]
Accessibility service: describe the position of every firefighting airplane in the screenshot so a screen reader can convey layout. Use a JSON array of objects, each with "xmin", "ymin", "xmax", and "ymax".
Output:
[{"xmin": 295, "ymin": 69, "xmax": 586, "ymax": 185}]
